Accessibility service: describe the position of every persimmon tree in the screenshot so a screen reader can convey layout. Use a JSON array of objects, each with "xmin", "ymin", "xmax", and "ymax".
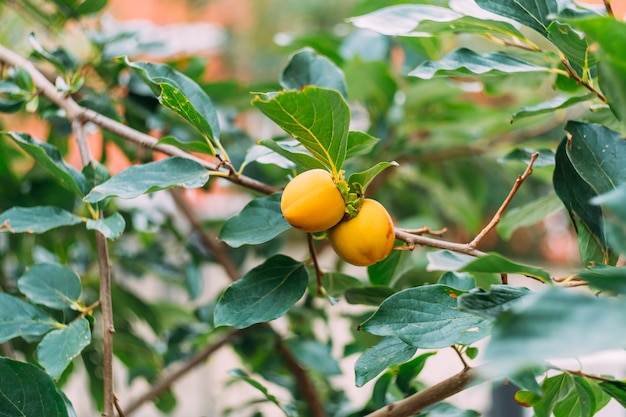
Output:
[{"xmin": 1, "ymin": 1, "xmax": 626, "ymax": 416}]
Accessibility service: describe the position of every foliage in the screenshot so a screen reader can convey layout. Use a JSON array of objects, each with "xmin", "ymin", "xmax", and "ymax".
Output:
[{"xmin": 1, "ymin": 0, "xmax": 626, "ymax": 416}]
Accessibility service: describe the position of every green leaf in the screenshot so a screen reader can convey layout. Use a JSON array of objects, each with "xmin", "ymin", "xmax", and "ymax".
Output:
[
  {"xmin": 576, "ymin": 265, "xmax": 626, "ymax": 294},
  {"xmin": 18, "ymin": 263, "xmax": 82, "ymax": 309},
  {"xmin": 599, "ymin": 380, "xmax": 626, "ymax": 408},
  {"xmin": 286, "ymin": 339, "xmax": 341, "ymax": 376},
  {"xmin": 565, "ymin": 121, "xmax": 626, "ymax": 195},
  {"xmin": 346, "ymin": 131, "xmax": 379, "ymax": 159},
  {"xmin": 252, "ymin": 87, "xmax": 350, "ymax": 175},
  {"xmin": 360, "ymin": 284, "xmax": 491, "ymax": 348},
  {"xmin": 553, "ymin": 376, "xmax": 610, "ymax": 417},
  {"xmin": 396, "ymin": 351, "xmax": 437, "ymax": 395},
  {"xmin": 426, "ymin": 250, "xmax": 475, "ymax": 272},
  {"xmin": 257, "ymin": 139, "xmax": 326, "ymax": 171},
  {"xmin": 348, "ymin": 161, "xmax": 398, "ymax": 193},
  {"xmin": 84, "ymin": 157, "xmax": 209, "ymax": 203},
  {"xmin": 280, "ymin": 47, "xmax": 347, "ymax": 99},
  {"xmin": 591, "ymin": 185, "xmax": 626, "ymax": 256},
  {"xmin": 5, "ymin": 132, "xmax": 87, "ymax": 196},
  {"xmin": 499, "ymin": 148, "xmax": 555, "ymax": 168},
  {"xmin": 119, "ymin": 57, "xmax": 221, "ymax": 155},
  {"xmin": 497, "ymin": 194, "xmax": 564, "ymax": 240},
  {"xmin": 409, "ymin": 48, "xmax": 548, "ymax": 79},
  {"xmin": 437, "ymin": 272, "xmax": 476, "ymax": 291},
  {"xmin": 0, "ymin": 357, "xmax": 70, "ymax": 417},
  {"xmin": 0, "ymin": 293, "xmax": 58, "ymax": 343},
  {"xmin": 0, "ymin": 206, "xmax": 82, "ymax": 234},
  {"xmin": 571, "ymin": 17, "xmax": 626, "ymax": 125},
  {"xmin": 213, "ymin": 255, "xmax": 308, "ymax": 329},
  {"xmin": 345, "ymin": 286, "xmax": 396, "ymax": 306},
  {"xmin": 417, "ymin": 402, "xmax": 480, "ymax": 417},
  {"xmin": 37, "ymin": 318, "xmax": 91, "ymax": 380},
  {"xmin": 349, "ymin": 5, "xmax": 462, "ymax": 36},
  {"xmin": 0, "ymin": 80, "xmax": 26, "ymax": 113},
  {"xmin": 458, "ymin": 285, "xmax": 531, "ymax": 320},
  {"xmin": 547, "ymin": 22, "xmax": 597, "ymax": 71},
  {"xmin": 219, "ymin": 193, "xmax": 291, "ymax": 248},
  {"xmin": 485, "ymin": 288, "xmax": 626, "ymax": 375},
  {"xmin": 460, "ymin": 253, "xmax": 552, "ymax": 284},
  {"xmin": 534, "ymin": 373, "xmax": 575, "ymax": 417},
  {"xmin": 475, "ymin": 0, "xmax": 560, "ymax": 36},
  {"xmin": 355, "ymin": 337, "xmax": 417, "ymax": 387},
  {"xmin": 321, "ymin": 272, "xmax": 363, "ymax": 297},
  {"xmin": 73, "ymin": 0, "xmax": 107, "ymax": 16},
  {"xmin": 368, "ymin": 250, "xmax": 412, "ymax": 287},
  {"xmin": 228, "ymin": 369, "xmax": 297, "ymax": 417},
  {"xmin": 85, "ymin": 212, "xmax": 126, "ymax": 240},
  {"xmin": 511, "ymin": 94, "xmax": 595, "ymax": 123}
]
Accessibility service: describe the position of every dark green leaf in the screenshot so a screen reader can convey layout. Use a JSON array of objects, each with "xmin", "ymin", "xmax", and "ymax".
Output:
[
  {"xmin": 499, "ymin": 148, "xmax": 555, "ymax": 167},
  {"xmin": 28, "ymin": 33, "xmax": 78, "ymax": 73},
  {"xmin": 548, "ymin": 22, "xmax": 597, "ymax": 70},
  {"xmin": 73, "ymin": 0, "xmax": 107, "ymax": 15},
  {"xmin": 18, "ymin": 263, "xmax": 82, "ymax": 309},
  {"xmin": 591, "ymin": 185, "xmax": 626, "ymax": 256},
  {"xmin": 157, "ymin": 134, "xmax": 214, "ymax": 155},
  {"xmin": 485, "ymin": 288, "xmax": 626, "ymax": 375},
  {"xmin": 84, "ymin": 157, "xmax": 209, "ymax": 203},
  {"xmin": 85, "ymin": 212, "xmax": 126, "ymax": 240},
  {"xmin": 257, "ymin": 139, "xmax": 326, "ymax": 171},
  {"xmin": 286, "ymin": 339, "xmax": 341, "ymax": 376},
  {"xmin": 460, "ymin": 253, "xmax": 551, "ymax": 284},
  {"xmin": 458, "ymin": 285, "xmax": 531, "ymax": 320},
  {"xmin": 437, "ymin": 272, "xmax": 476, "ymax": 291},
  {"xmin": 360, "ymin": 284, "xmax": 491, "ymax": 348},
  {"xmin": 0, "ymin": 293, "xmax": 58, "ymax": 343},
  {"xmin": 0, "ymin": 206, "xmax": 82, "ymax": 234},
  {"xmin": 348, "ymin": 161, "xmax": 398, "ymax": 193},
  {"xmin": 219, "ymin": 193, "xmax": 291, "ymax": 248},
  {"xmin": 213, "ymin": 255, "xmax": 308, "ymax": 329},
  {"xmin": 0, "ymin": 357, "xmax": 70, "ymax": 417},
  {"xmin": 119, "ymin": 57, "xmax": 221, "ymax": 155},
  {"xmin": 599, "ymin": 380, "xmax": 626, "ymax": 408},
  {"xmin": 280, "ymin": 47, "xmax": 347, "ymax": 99},
  {"xmin": 576, "ymin": 265, "xmax": 626, "ymax": 294},
  {"xmin": 511, "ymin": 94, "xmax": 595, "ymax": 122},
  {"xmin": 367, "ymin": 250, "xmax": 412, "ymax": 287},
  {"xmin": 409, "ymin": 48, "xmax": 548, "ymax": 79},
  {"xmin": 417, "ymin": 402, "xmax": 480, "ymax": 417},
  {"xmin": 37, "ymin": 318, "xmax": 91, "ymax": 379},
  {"xmin": 252, "ymin": 87, "xmax": 350, "ymax": 175},
  {"xmin": 0, "ymin": 80, "xmax": 26, "ymax": 113},
  {"xmin": 345, "ymin": 286, "xmax": 396, "ymax": 306},
  {"xmin": 396, "ymin": 351, "xmax": 437, "ymax": 394},
  {"xmin": 5, "ymin": 132, "xmax": 87, "ymax": 196},
  {"xmin": 426, "ymin": 250, "xmax": 475, "ymax": 272},
  {"xmin": 321, "ymin": 272, "xmax": 363, "ymax": 297},
  {"xmin": 497, "ymin": 194, "xmax": 563, "ymax": 240},
  {"xmin": 355, "ymin": 337, "xmax": 417, "ymax": 387},
  {"xmin": 475, "ymin": 0, "xmax": 559, "ymax": 36}
]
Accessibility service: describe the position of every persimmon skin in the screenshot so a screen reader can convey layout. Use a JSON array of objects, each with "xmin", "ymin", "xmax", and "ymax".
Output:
[
  {"xmin": 328, "ymin": 199, "xmax": 394, "ymax": 266},
  {"xmin": 280, "ymin": 169, "xmax": 346, "ymax": 233}
]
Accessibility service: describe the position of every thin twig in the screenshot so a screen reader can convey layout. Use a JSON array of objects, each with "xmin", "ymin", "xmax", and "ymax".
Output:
[
  {"xmin": 77, "ymin": 300, "xmax": 101, "ymax": 319},
  {"xmin": 468, "ymin": 152, "xmax": 539, "ymax": 249},
  {"xmin": 562, "ymin": 368, "xmax": 616, "ymax": 383},
  {"xmin": 395, "ymin": 229, "xmax": 485, "ymax": 257},
  {"xmin": 396, "ymin": 226, "xmax": 448, "ymax": 237},
  {"xmin": 452, "ymin": 346, "xmax": 470, "ymax": 370},
  {"xmin": 365, "ymin": 367, "xmax": 474, "ymax": 417},
  {"xmin": 603, "ymin": 0, "xmax": 614, "ymax": 17},
  {"xmin": 559, "ymin": 57, "xmax": 607, "ymax": 103},
  {"xmin": 114, "ymin": 396, "xmax": 126, "ymax": 417},
  {"xmin": 307, "ymin": 233, "xmax": 324, "ymax": 296},
  {"xmin": 123, "ymin": 330, "xmax": 241, "ymax": 416}
]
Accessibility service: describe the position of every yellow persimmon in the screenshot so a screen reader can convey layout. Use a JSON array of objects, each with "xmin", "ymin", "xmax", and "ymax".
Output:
[
  {"xmin": 280, "ymin": 169, "xmax": 346, "ymax": 233},
  {"xmin": 328, "ymin": 198, "xmax": 394, "ymax": 266}
]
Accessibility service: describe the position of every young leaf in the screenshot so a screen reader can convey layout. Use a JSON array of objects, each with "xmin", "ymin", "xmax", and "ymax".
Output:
[
  {"xmin": 553, "ymin": 376, "xmax": 611, "ymax": 417},
  {"xmin": 18, "ymin": 263, "xmax": 82, "ymax": 310},
  {"xmin": 119, "ymin": 57, "xmax": 221, "ymax": 155},
  {"xmin": 85, "ymin": 212, "xmax": 126, "ymax": 240},
  {"xmin": 0, "ymin": 206, "xmax": 82, "ymax": 234},
  {"xmin": 485, "ymin": 288, "xmax": 626, "ymax": 376},
  {"xmin": 409, "ymin": 48, "xmax": 548, "ymax": 79},
  {"xmin": 346, "ymin": 131, "xmax": 379, "ymax": 159},
  {"xmin": 348, "ymin": 161, "xmax": 398, "ymax": 193},
  {"xmin": 280, "ymin": 47, "xmax": 348, "ymax": 99},
  {"xmin": 0, "ymin": 357, "xmax": 71, "ymax": 417},
  {"xmin": 5, "ymin": 132, "xmax": 87, "ymax": 196},
  {"xmin": 360, "ymin": 284, "xmax": 491, "ymax": 348},
  {"xmin": 458, "ymin": 285, "xmax": 531, "ymax": 320},
  {"xmin": 213, "ymin": 255, "xmax": 308, "ymax": 329},
  {"xmin": 355, "ymin": 337, "xmax": 417, "ymax": 387},
  {"xmin": 460, "ymin": 253, "xmax": 552, "ymax": 284},
  {"xmin": 37, "ymin": 318, "xmax": 91, "ymax": 380},
  {"xmin": 219, "ymin": 193, "xmax": 291, "ymax": 248},
  {"xmin": 0, "ymin": 293, "xmax": 59, "ymax": 343},
  {"xmin": 252, "ymin": 87, "xmax": 350, "ymax": 175},
  {"xmin": 533, "ymin": 373, "xmax": 575, "ymax": 417},
  {"xmin": 84, "ymin": 157, "xmax": 209, "ymax": 203}
]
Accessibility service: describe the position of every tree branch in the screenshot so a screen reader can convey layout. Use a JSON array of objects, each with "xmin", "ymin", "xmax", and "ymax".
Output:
[
  {"xmin": 123, "ymin": 330, "xmax": 241, "ymax": 415},
  {"xmin": 366, "ymin": 367, "xmax": 475, "ymax": 417},
  {"xmin": 395, "ymin": 229, "xmax": 485, "ymax": 257}
]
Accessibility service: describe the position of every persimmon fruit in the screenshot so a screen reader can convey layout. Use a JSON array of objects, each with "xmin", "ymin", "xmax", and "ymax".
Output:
[
  {"xmin": 280, "ymin": 169, "xmax": 346, "ymax": 233},
  {"xmin": 328, "ymin": 198, "xmax": 394, "ymax": 266}
]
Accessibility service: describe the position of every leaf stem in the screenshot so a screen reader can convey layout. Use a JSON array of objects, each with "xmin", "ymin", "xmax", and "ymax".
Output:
[
  {"xmin": 468, "ymin": 152, "xmax": 539, "ymax": 249},
  {"xmin": 603, "ymin": 0, "xmax": 614, "ymax": 17},
  {"xmin": 307, "ymin": 233, "xmax": 325, "ymax": 297}
]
